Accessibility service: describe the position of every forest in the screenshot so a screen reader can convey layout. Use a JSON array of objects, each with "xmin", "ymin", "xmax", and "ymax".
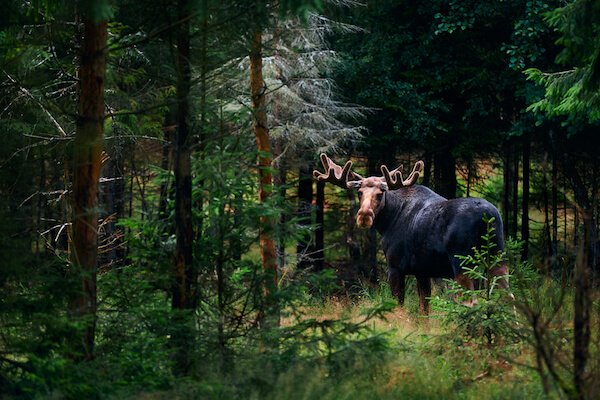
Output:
[{"xmin": 1, "ymin": 0, "xmax": 600, "ymax": 398}]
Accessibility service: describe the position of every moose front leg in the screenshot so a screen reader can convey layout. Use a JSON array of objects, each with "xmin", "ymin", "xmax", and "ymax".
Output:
[
  {"xmin": 416, "ymin": 276, "xmax": 432, "ymax": 314},
  {"xmin": 388, "ymin": 268, "xmax": 406, "ymax": 306}
]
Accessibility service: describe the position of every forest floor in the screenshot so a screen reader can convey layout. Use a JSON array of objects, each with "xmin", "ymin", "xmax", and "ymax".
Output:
[
  {"xmin": 123, "ymin": 283, "xmax": 556, "ymax": 400},
  {"xmin": 273, "ymin": 289, "xmax": 547, "ymax": 400}
]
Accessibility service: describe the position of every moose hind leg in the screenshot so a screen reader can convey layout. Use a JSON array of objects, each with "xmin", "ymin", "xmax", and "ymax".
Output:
[
  {"xmin": 416, "ymin": 276, "xmax": 431, "ymax": 315},
  {"xmin": 388, "ymin": 269, "xmax": 406, "ymax": 306},
  {"xmin": 490, "ymin": 262, "xmax": 509, "ymax": 289}
]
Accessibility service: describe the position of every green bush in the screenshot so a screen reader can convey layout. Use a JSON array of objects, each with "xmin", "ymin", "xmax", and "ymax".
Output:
[{"xmin": 431, "ymin": 216, "xmax": 518, "ymax": 347}]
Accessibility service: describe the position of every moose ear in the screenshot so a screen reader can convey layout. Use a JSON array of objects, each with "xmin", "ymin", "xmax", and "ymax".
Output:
[
  {"xmin": 347, "ymin": 180, "xmax": 362, "ymax": 189},
  {"xmin": 380, "ymin": 182, "xmax": 388, "ymax": 191}
]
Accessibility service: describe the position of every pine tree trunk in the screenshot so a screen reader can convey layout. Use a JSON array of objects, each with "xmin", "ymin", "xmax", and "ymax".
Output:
[
  {"xmin": 542, "ymin": 152, "xmax": 552, "ymax": 266},
  {"xmin": 159, "ymin": 110, "xmax": 176, "ymax": 222},
  {"xmin": 434, "ymin": 147, "xmax": 457, "ymax": 199},
  {"xmin": 297, "ymin": 164, "xmax": 313, "ymax": 269},
  {"xmin": 250, "ymin": 29, "xmax": 278, "ymax": 325},
  {"xmin": 274, "ymin": 162, "xmax": 286, "ymax": 269},
  {"xmin": 70, "ymin": 12, "xmax": 107, "ymax": 360},
  {"xmin": 171, "ymin": 0, "xmax": 194, "ymax": 375},
  {"xmin": 552, "ymin": 142, "xmax": 558, "ymax": 269},
  {"xmin": 466, "ymin": 159, "xmax": 472, "ymax": 198},
  {"xmin": 521, "ymin": 135, "xmax": 530, "ymax": 260},
  {"xmin": 315, "ymin": 180, "xmax": 325, "ymax": 271},
  {"xmin": 511, "ymin": 141, "xmax": 519, "ymax": 239},
  {"xmin": 503, "ymin": 142, "xmax": 511, "ymax": 239},
  {"xmin": 549, "ymin": 129, "xmax": 593, "ymax": 399},
  {"xmin": 422, "ymin": 152, "xmax": 432, "ymax": 187},
  {"xmin": 172, "ymin": 0, "xmax": 194, "ymax": 311}
]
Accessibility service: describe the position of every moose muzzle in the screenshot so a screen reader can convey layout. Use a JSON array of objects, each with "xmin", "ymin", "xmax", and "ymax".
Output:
[{"xmin": 356, "ymin": 208, "xmax": 375, "ymax": 228}]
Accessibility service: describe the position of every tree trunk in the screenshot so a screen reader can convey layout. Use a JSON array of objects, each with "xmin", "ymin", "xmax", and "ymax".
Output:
[
  {"xmin": 542, "ymin": 152, "xmax": 552, "ymax": 267},
  {"xmin": 274, "ymin": 161, "xmax": 286, "ymax": 269},
  {"xmin": 466, "ymin": 159, "xmax": 472, "ymax": 198},
  {"xmin": 159, "ymin": 110, "xmax": 176, "ymax": 222},
  {"xmin": 549, "ymin": 129, "xmax": 593, "ymax": 399},
  {"xmin": 521, "ymin": 135, "xmax": 530, "ymax": 260},
  {"xmin": 503, "ymin": 142, "xmax": 511, "ymax": 239},
  {"xmin": 70, "ymin": 12, "xmax": 108, "ymax": 360},
  {"xmin": 250, "ymin": 29, "xmax": 278, "ymax": 325},
  {"xmin": 434, "ymin": 147, "xmax": 457, "ymax": 199},
  {"xmin": 552, "ymin": 141, "xmax": 558, "ymax": 269},
  {"xmin": 422, "ymin": 152, "xmax": 432, "ymax": 187},
  {"xmin": 511, "ymin": 140, "xmax": 519, "ymax": 239},
  {"xmin": 574, "ymin": 211, "xmax": 592, "ymax": 400},
  {"xmin": 315, "ymin": 180, "xmax": 325, "ymax": 271},
  {"xmin": 297, "ymin": 164, "xmax": 313, "ymax": 269},
  {"xmin": 171, "ymin": 0, "xmax": 195, "ymax": 375}
]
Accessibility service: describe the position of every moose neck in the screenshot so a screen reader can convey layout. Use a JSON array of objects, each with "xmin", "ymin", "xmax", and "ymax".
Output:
[{"xmin": 373, "ymin": 185, "xmax": 445, "ymax": 235}]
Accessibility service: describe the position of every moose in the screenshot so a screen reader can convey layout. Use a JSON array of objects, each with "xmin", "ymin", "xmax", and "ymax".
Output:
[{"xmin": 313, "ymin": 154, "xmax": 509, "ymax": 314}]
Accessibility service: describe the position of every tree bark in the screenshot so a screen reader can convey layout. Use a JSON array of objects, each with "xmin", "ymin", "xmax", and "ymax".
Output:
[
  {"xmin": 70, "ymin": 12, "xmax": 108, "ymax": 360},
  {"xmin": 171, "ymin": 0, "xmax": 195, "ymax": 375},
  {"xmin": 511, "ymin": 140, "xmax": 519, "ymax": 239},
  {"xmin": 250, "ymin": 29, "xmax": 278, "ymax": 325},
  {"xmin": 172, "ymin": 0, "xmax": 194, "ymax": 311},
  {"xmin": 503, "ymin": 142, "xmax": 511, "ymax": 239},
  {"xmin": 542, "ymin": 152, "xmax": 552, "ymax": 266},
  {"xmin": 297, "ymin": 164, "xmax": 313, "ymax": 269},
  {"xmin": 434, "ymin": 147, "xmax": 457, "ymax": 199},
  {"xmin": 521, "ymin": 135, "xmax": 530, "ymax": 260},
  {"xmin": 159, "ymin": 109, "xmax": 176, "ymax": 223},
  {"xmin": 422, "ymin": 152, "xmax": 432, "ymax": 187},
  {"xmin": 549, "ymin": 129, "xmax": 593, "ymax": 399},
  {"xmin": 552, "ymin": 141, "xmax": 558, "ymax": 269},
  {"xmin": 315, "ymin": 180, "xmax": 325, "ymax": 271}
]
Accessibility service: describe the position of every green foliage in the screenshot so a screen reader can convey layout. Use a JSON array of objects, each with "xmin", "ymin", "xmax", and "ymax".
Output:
[
  {"xmin": 526, "ymin": 0, "xmax": 600, "ymax": 120},
  {"xmin": 431, "ymin": 217, "xmax": 517, "ymax": 347}
]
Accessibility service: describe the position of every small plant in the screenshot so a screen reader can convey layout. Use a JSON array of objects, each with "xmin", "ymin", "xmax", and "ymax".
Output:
[{"xmin": 431, "ymin": 216, "xmax": 517, "ymax": 347}]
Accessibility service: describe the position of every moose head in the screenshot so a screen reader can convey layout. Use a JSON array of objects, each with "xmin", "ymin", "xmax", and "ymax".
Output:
[{"xmin": 313, "ymin": 154, "xmax": 424, "ymax": 229}]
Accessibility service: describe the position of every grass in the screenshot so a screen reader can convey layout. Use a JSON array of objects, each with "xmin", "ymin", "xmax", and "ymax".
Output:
[{"xmin": 271, "ymin": 284, "xmax": 548, "ymax": 400}]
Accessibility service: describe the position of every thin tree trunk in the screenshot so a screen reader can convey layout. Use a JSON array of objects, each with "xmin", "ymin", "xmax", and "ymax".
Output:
[
  {"xmin": 521, "ymin": 135, "xmax": 530, "ymax": 260},
  {"xmin": 194, "ymin": 0, "xmax": 208, "ymax": 245},
  {"xmin": 466, "ymin": 159, "xmax": 472, "ymax": 198},
  {"xmin": 37, "ymin": 156, "xmax": 45, "ymax": 256},
  {"xmin": 542, "ymin": 153, "xmax": 552, "ymax": 267},
  {"xmin": 503, "ymin": 142, "xmax": 511, "ymax": 239},
  {"xmin": 434, "ymin": 147, "xmax": 457, "ymax": 199},
  {"xmin": 274, "ymin": 162, "xmax": 286, "ymax": 269},
  {"xmin": 250, "ymin": 28, "xmax": 278, "ymax": 325},
  {"xmin": 171, "ymin": 0, "xmax": 194, "ymax": 375},
  {"xmin": 549, "ymin": 129, "xmax": 593, "ymax": 399},
  {"xmin": 315, "ymin": 180, "xmax": 325, "ymax": 271},
  {"xmin": 297, "ymin": 164, "xmax": 313, "ymax": 269},
  {"xmin": 512, "ymin": 141, "xmax": 519, "ymax": 239},
  {"xmin": 552, "ymin": 141, "xmax": 558, "ymax": 269},
  {"xmin": 574, "ymin": 211, "xmax": 592, "ymax": 400},
  {"xmin": 70, "ymin": 11, "xmax": 108, "ymax": 360},
  {"xmin": 422, "ymin": 152, "xmax": 432, "ymax": 187},
  {"xmin": 159, "ymin": 110, "xmax": 176, "ymax": 222}
]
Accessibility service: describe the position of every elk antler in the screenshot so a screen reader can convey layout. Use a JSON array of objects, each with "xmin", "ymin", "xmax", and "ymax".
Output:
[
  {"xmin": 313, "ymin": 153, "xmax": 363, "ymax": 189},
  {"xmin": 381, "ymin": 160, "xmax": 424, "ymax": 190}
]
